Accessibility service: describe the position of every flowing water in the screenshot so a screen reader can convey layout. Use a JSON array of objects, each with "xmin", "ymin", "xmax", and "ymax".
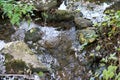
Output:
[
  {"xmin": 59, "ymin": 0, "xmax": 113, "ymax": 23},
  {"xmin": 0, "ymin": 0, "xmax": 117, "ymax": 80},
  {"xmin": 0, "ymin": 40, "xmax": 6, "ymax": 74}
]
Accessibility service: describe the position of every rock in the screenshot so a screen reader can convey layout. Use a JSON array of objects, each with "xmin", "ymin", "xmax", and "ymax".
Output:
[
  {"xmin": 42, "ymin": 10, "xmax": 82, "ymax": 22},
  {"xmin": 74, "ymin": 17, "xmax": 93, "ymax": 30},
  {"xmin": 1, "ymin": 41, "xmax": 48, "ymax": 73},
  {"xmin": 25, "ymin": 27, "xmax": 43, "ymax": 42},
  {"xmin": 77, "ymin": 27, "xmax": 98, "ymax": 44}
]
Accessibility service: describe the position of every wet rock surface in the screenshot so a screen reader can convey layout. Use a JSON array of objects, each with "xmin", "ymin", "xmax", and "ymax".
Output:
[{"xmin": 74, "ymin": 17, "xmax": 93, "ymax": 29}]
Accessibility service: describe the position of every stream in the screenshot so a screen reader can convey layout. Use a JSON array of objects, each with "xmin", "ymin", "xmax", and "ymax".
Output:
[{"xmin": 0, "ymin": 0, "xmax": 118, "ymax": 80}]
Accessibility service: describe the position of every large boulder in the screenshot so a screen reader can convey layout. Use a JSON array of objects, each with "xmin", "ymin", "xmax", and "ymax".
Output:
[
  {"xmin": 77, "ymin": 27, "xmax": 98, "ymax": 44},
  {"xmin": 74, "ymin": 17, "xmax": 93, "ymax": 30},
  {"xmin": 1, "ymin": 41, "xmax": 48, "ymax": 73}
]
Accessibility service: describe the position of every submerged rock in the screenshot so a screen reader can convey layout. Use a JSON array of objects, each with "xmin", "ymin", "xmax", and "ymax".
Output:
[
  {"xmin": 1, "ymin": 41, "xmax": 48, "ymax": 73},
  {"xmin": 74, "ymin": 17, "xmax": 93, "ymax": 30},
  {"xmin": 25, "ymin": 27, "xmax": 43, "ymax": 42},
  {"xmin": 77, "ymin": 27, "xmax": 98, "ymax": 44}
]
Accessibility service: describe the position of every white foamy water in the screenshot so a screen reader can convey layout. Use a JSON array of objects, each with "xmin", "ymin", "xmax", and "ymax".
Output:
[
  {"xmin": 58, "ymin": 1, "xmax": 113, "ymax": 23},
  {"xmin": 0, "ymin": 40, "xmax": 6, "ymax": 74},
  {"xmin": 0, "ymin": 40, "xmax": 6, "ymax": 50},
  {"xmin": 19, "ymin": 22, "xmax": 39, "ymax": 31},
  {"xmin": 78, "ymin": 2, "xmax": 111, "ymax": 23},
  {"xmin": 58, "ymin": 1, "xmax": 67, "ymax": 10},
  {"xmin": 41, "ymin": 27, "xmax": 60, "ymax": 41},
  {"xmin": 19, "ymin": 22, "xmax": 60, "ymax": 41}
]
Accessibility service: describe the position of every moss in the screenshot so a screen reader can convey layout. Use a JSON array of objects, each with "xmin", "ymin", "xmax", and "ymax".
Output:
[
  {"xmin": 78, "ymin": 28, "xmax": 98, "ymax": 44},
  {"xmin": 5, "ymin": 59, "xmax": 28, "ymax": 74},
  {"xmin": 5, "ymin": 54, "xmax": 13, "ymax": 62},
  {"xmin": 55, "ymin": 10, "xmax": 69, "ymax": 15}
]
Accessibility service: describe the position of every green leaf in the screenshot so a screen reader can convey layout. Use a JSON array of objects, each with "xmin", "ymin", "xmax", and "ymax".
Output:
[
  {"xmin": 108, "ymin": 65, "xmax": 117, "ymax": 72},
  {"xmin": 38, "ymin": 71, "xmax": 44, "ymax": 77},
  {"xmin": 42, "ymin": 12, "xmax": 48, "ymax": 19},
  {"xmin": 108, "ymin": 53, "xmax": 117, "ymax": 61},
  {"xmin": 11, "ymin": 13, "xmax": 20, "ymax": 25},
  {"xmin": 95, "ymin": 45, "xmax": 101, "ymax": 51},
  {"xmin": 115, "ymin": 72, "xmax": 120, "ymax": 80}
]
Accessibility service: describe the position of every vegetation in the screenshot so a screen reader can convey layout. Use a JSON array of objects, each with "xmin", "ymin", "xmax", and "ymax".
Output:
[
  {"xmin": 90, "ymin": 9, "xmax": 120, "ymax": 80},
  {"xmin": 0, "ymin": 0, "xmax": 35, "ymax": 25},
  {"xmin": 95, "ymin": 10, "xmax": 120, "ymax": 38},
  {"xmin": 5, "ymin": 59, "xmax": 27, "ymax": 74}
]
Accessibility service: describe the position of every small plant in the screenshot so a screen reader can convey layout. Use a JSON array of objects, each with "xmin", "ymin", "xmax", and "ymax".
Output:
[
  {"xmin": 0, "ymin": 0, "xmax": 35, "ymax": 25},
  {"xmin": 38, "ymin": 71, "xmax": 44, "ymax": 77},
  {"xmin": 90, "ymin": 53, "xmax": 119, "ymax": 80},
  {"xmin": 103, "ymin": 65, "xmax": 117, "ymax": 80}
]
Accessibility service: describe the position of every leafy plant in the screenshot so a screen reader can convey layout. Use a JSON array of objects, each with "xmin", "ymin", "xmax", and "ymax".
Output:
[
  {"xmin": 0, "ymin": 0, "xmax": 35, "ymax": 25},
  {"xmin": 90, "ymin": 53, "xmax": 119, "ymax": 80},
  {"xmin": 103, "ymin": 65, "xmax": 117, "ymax": 80},
  {"xmin": 94, "ymin": 10, "xmax": 120, "ymax": 38}
]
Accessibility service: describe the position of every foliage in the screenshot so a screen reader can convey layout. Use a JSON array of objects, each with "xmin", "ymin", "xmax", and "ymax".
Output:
[
  {"xmin": 90, "ymin": 53, "xmax": 120, "ymax": 80},
  {"xmin": 103, "ymin": 10, "xmax": 120, "ymax": 27},
  {"xmin": 0, "ymin": 0, "xmax": 35, "ymax": 25},
  {"xmin": 95, "ymin": 10, "xmax": 120, "ymax": 37},
  {"xmin": 103, "ymin": 65, "xmax": 117, "ymax": 80}
]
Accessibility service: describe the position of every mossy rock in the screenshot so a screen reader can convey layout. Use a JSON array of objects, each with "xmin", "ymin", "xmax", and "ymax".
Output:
[
  {"xmin": 25, "ymin": 27, "xmax": 43, "ymax": 42},
  {"xmin": 42, "ymin": 10, "xmax": 82, "ymax": 22},
  {"xmin": 77, "ymin": 28, "xmax": 98, "ymax": 44}
]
